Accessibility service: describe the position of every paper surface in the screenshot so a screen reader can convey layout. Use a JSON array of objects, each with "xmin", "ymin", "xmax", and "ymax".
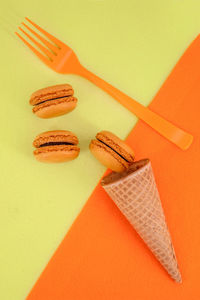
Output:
[
  {"xmin": 0, "ymin": 1, "xmax": 200, "ymax": 299},
  {"xmin": 27, "ymin": 36, "xmax": 200, "ymax": 299}
]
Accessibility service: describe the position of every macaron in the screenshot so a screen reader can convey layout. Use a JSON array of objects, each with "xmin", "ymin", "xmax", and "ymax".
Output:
[
  {"xmin": 33, "ymin": 130, "xmax": 80, "ymax": 163},
  {"xmin": 30, "ymin": 84, "xmax": 77, "ymax": 118},
  {"xmin": 89, "ymin": 130, "xmax": 135, "ymax": 172}
]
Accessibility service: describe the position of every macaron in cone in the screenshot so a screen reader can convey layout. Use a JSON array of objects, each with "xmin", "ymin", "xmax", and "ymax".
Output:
[{"xmin": 89, "ymin": 130, "xmax": 135, "ymax": 172}]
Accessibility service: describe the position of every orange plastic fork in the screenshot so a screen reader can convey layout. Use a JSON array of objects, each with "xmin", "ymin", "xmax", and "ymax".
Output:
[{"xmin": 15, "ymin": 18, "xmax": 193, "ymax": 150}]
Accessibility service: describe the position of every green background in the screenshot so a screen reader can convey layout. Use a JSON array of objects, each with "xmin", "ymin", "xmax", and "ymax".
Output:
[{"xmin": 0, "ymin": 0, "xmax": 199, "ymax": 299}]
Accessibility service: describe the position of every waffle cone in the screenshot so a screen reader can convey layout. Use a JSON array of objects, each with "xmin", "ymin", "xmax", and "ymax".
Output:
[{"xmin": 101, "ymin": 159, "xmax": 181, "ymax": 283}]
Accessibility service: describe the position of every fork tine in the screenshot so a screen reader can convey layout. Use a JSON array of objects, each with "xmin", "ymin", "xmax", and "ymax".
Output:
[
  {"xmin": 19, "ymin": 27, "xmax": 54, "ymax": 60},
  {"xmin": 15, "ymin": 32, "xmax": 51, "ymax": 65},
  {"xmin": 25, "ymin": 17, "xmax": 63, "ymax": 48},
  {"xmin": 22, "ymin": 22, "xmax": 58, "ymax": 54}
]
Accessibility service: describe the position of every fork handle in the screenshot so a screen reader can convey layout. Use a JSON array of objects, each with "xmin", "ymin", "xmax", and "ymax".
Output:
[{"xmin": 78, "ymin": 65, "xmax": 193, "ymax": 150}]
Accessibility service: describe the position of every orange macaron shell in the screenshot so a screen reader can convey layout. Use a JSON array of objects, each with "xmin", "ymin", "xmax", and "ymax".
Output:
[
  {"xmin": 33, "ymin": 130, "xmax": 80, "ymax": 163},
  {"xmin": 89, "ymin": 140, "xmax": 130, "ymax": 173},
  {"xmin": 33, "ymin": 130, "xmax": 79, "ymax": 147},
  {"xmin": 96, "ymin": 131, "xmax": 135, "ymax": 163},
  {"xmin": 33, "ymin": 97, "xmax": 77, "ymax": 119},
  {"xmin": 30, "ymin": 84, "xmax": 77, "ymax": 118},
  {"xmin": 34, "ymin": 145, "xmax": 79, "ymax": 163}
]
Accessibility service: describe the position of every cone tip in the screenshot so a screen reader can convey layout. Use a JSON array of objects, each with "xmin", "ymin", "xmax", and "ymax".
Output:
[{"xmin": 174, "ymin": 273, "xmax": 182, "ymax": 283}]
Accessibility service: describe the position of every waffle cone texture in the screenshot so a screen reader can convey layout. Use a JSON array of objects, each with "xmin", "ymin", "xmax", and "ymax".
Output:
[{"xmin": 101, "ymin": 159, "xmax": 181, "ymax": 283}]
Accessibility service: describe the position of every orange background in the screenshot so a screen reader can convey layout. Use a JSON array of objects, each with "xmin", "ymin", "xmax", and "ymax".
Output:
[{"xmin": 27, "ymin": 36, "xmax": 200, "ymax": 299}]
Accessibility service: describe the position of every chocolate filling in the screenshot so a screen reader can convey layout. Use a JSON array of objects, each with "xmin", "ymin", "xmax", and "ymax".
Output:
[
  {"xmin": 39, "ymin": 142, "xmax": 74, "ymax": 147},
  {"xmin": 35, "ymin": 95, "xmax": 71, "ymax": 106},
  {"xmin": 97, "ymin": 138, "xmax": 130, "ymax": 163}
]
